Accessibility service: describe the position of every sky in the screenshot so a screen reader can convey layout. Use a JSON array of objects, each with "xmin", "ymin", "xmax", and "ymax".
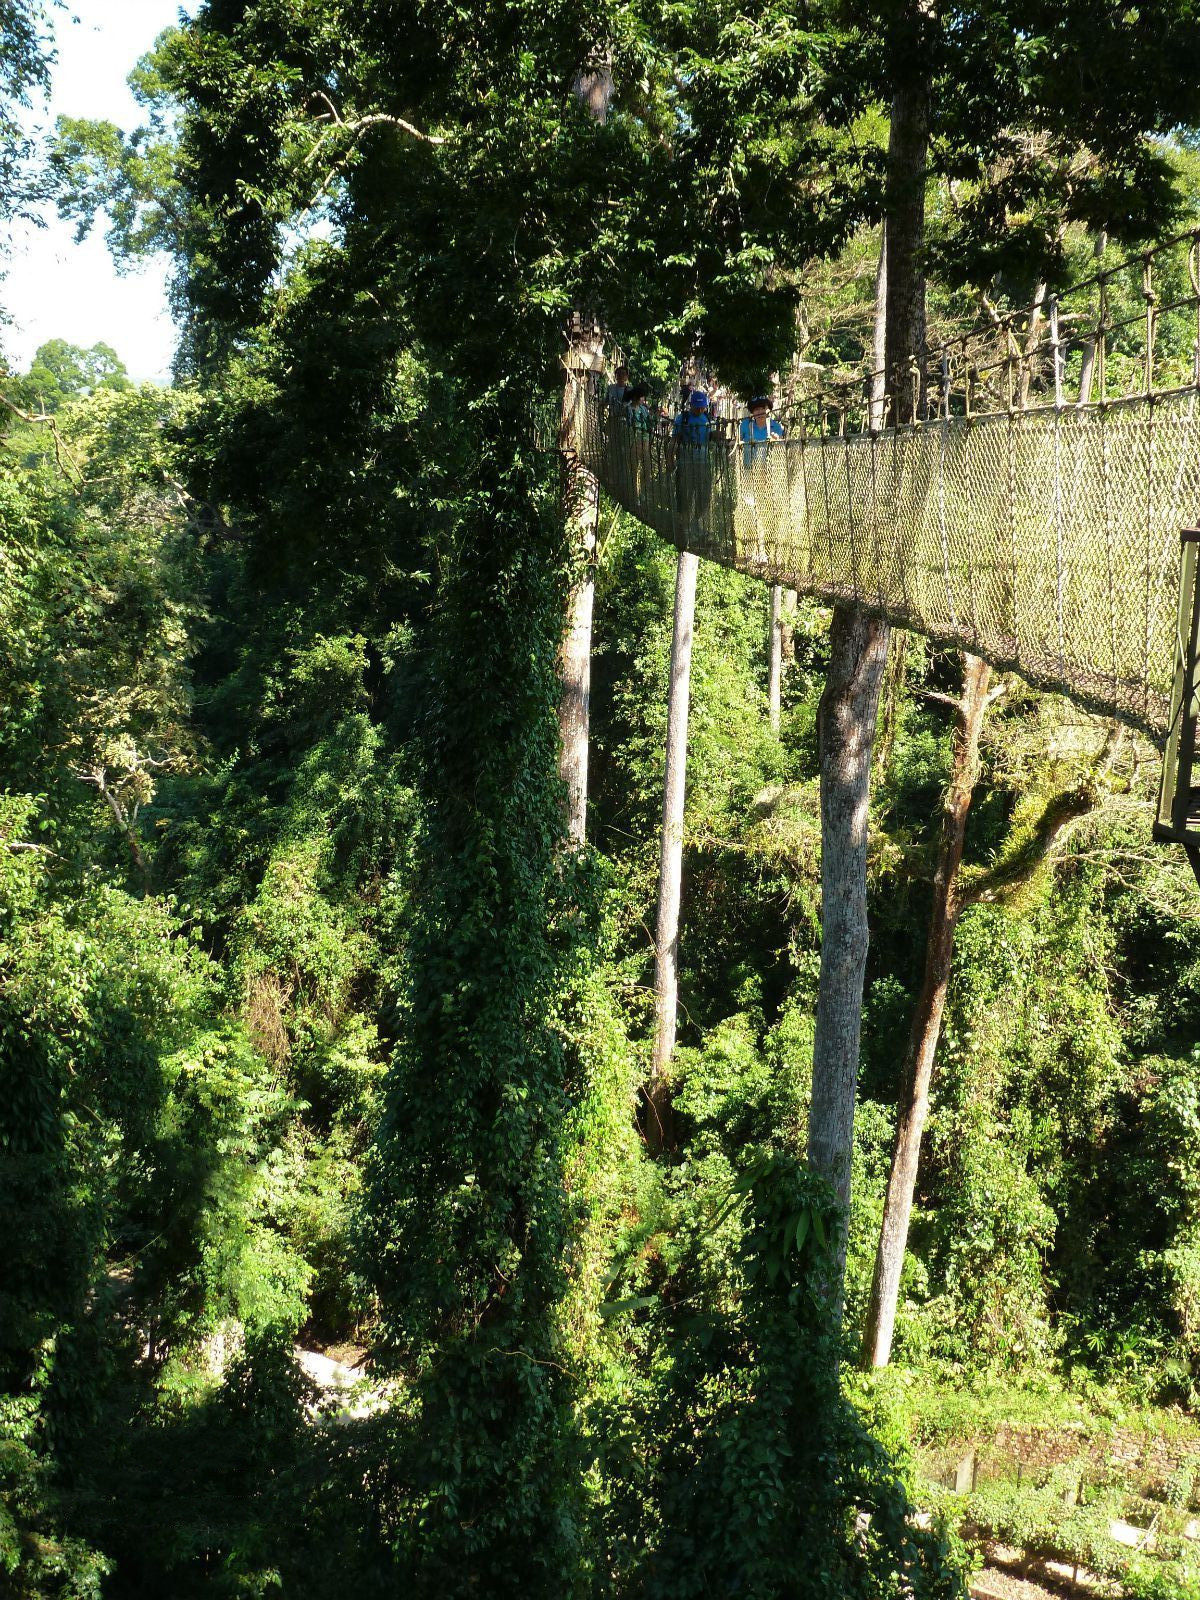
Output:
[{"xmin": 2, "ymin": 0, "xmax": 196, "ymax": 384}]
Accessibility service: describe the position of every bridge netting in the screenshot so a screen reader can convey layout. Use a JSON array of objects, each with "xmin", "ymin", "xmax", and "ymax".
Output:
[
  {"xmin": 564, "ymin": 229, "xmax": 1200, "ymax": 738},
  {"xmin": 566, "ymin": 375, "xmax": 1200, "ymax": 737}
]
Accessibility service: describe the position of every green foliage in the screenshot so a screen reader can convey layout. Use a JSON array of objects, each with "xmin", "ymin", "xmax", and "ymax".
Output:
[
  {"xmin": 15, "ymin": 341, "xmax": 131, "ymax": 415},
  {"xmin": 7, "ymin": 0, "xmax": 1200, "ymax": 1592},
  {"xmin": 0, "ymin": 0, "xmax": 52, "ymax": 226},
  {"xmin": 0, "ymin": 370, "xmax": 371, "ymax": 1598},
  {"xmin": 595, "ymin": 1154, "xmax": 967, "ymax": 1596}
]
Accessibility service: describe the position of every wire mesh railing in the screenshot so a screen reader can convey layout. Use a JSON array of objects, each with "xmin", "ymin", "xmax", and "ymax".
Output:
[{"xmin": 562, "ymin": 229, "xmax": 1200, "ymax": 737}]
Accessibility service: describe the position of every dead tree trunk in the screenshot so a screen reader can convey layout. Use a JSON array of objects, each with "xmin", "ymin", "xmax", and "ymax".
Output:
[
  {"xmin": 649, "ymin": 548, "xmax": 699, "ymax": 1145},
  {"xmin": 1018, "ymin": 283, "xmax": 1048, "ymax": 408},
  {"xmin": 768, "ymin": 584, "xmax": 784, "ymax": 733},
  {"xmin": 862, "ymin": 653, "xmax": 992, "ymax": 1369},
  {"xmin": 82, "ymin": 765, "xmax": 152, "ymax": 887},
  {"xmin": 808, "ymin": 604, "xmax": 891, "ymax": 1287}
]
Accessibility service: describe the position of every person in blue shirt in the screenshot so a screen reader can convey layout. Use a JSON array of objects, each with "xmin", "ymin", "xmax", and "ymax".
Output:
[
  {"xmin": 671, "ymin": 388, "xmax": 714, "ymax": 533},
  {"xmin": 740, "ymin": 394, "xmax": 785, "ymax": 466},
  {"xmin": 673, "ymin": 388, "xmax": 714, "ymax": 452}
]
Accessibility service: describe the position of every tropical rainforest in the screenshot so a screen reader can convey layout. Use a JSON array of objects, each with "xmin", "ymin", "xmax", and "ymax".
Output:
[{"xmin": 4, "ymin": 1, "xmax": 1200, "ymax": 1596}]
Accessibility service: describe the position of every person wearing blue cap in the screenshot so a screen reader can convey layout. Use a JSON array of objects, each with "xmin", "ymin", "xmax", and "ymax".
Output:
[
  {"xmin": 676, "ymin": 388, "xmax": 711, "ymax": 435},
  {"xmin": 671, "ymin": 388, "xmax": 714, "ymax": 535}
]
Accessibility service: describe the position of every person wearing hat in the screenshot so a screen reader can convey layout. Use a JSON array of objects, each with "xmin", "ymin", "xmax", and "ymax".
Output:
[
  {"xmin": 671, "ymin": 387, "xmax": 714, "ymax": 535},
  {"xmin": 673, "ymin": 388, "xmax": 713, "ymax": 450},
  {"xmin": 740, "ymin": 393, "xmax": 785, "ymax": 467}
]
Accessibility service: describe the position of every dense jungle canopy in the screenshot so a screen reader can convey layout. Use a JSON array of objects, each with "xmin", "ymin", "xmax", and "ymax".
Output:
[{"xmin": 4, "ymin": 1, "xmax": 1200, "ymax": 1596}]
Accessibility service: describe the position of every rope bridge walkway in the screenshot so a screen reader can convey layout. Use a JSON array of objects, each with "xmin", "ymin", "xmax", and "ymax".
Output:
[{"xmin": 564, "ymin": 231, "xmax": 1200, "ymax": 740}]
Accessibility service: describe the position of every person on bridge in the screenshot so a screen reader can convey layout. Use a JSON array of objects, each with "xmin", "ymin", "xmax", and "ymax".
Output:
[
  {"xmin": 673, "ymin": 388, "xmax": 713, "ymax": 448},
  {"xmin": 738, "ymin": 395, "xmax": 786, "ymax": 565},
  {"xmin": 625, "ymin": 383, "xmax": 653, "ymax": 430},
  {"xmin": 620, "ymin": 384, "xmax": 654, "ymax": 499},
  {"xmin": 607, "ymin": 365, "xmax": 632, "ymax": 408},
  {"xmin": 671, "ymin": 388, "xmax": 714, "ymax": 536},
  {"xmin": 740, "ymin": 394, "xmax": 785, "ymax": 465}
]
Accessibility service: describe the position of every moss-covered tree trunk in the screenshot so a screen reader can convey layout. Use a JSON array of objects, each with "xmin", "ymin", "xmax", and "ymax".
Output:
[
  {"xmin": 557, "ymin": 67, "xmax": 612, "ymax": 846},
  {"xmin": 366, "ymin": 378, "xmax": 588, "ymax": 1582}
]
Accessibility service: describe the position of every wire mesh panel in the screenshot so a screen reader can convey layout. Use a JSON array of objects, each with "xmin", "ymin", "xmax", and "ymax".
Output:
[{"xmin": 566, "ymin": 370, "xmax": 1200, "ymax": 738}]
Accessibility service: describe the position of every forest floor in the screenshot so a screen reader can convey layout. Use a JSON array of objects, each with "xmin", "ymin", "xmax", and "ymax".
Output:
[
  {"xmin": 970, "ymin": 1570, "xmax": 1097, "ymax": 1600},
  {"xmin": 862, "ymin": 1370, "xmax": 1200, "ymax": 1599}
]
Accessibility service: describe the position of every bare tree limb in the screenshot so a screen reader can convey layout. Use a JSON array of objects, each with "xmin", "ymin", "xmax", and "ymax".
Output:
[{"xmin": 0, "ymin": 391, "xmax": 86, "ymax": 485}]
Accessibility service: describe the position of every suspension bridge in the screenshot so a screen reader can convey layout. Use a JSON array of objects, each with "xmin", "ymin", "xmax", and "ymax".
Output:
[{"xmin": 563, "ymin": 231, "xmax": 1200, "ymax": 744}]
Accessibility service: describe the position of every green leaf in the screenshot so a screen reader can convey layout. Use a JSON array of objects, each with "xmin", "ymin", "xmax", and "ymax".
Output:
[{"xmin": 599, "ymin": 1294, "xmax": 659, "ymax": 1320}]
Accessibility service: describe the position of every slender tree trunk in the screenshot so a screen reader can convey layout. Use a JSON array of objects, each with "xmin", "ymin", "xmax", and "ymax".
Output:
[
  {"xmin": 768, "ymin": 584, "xmax": 784, "ymax": 733},
  {"xmin": 809, "ymin": 604, "xmax": 891, "ymax": 1290},
  {"xmin": 869, "ymin": 225, "xmax": 888, "ymax": 430},
  {"xmin": 1018, "ymin": 282, "xmax": 1048, "ymax": 408},
  {"xmin": 862, "ymin": 653, "xmax": 991, "ymax": 1369},
  {"xmin": 649, "ymin": 548, "xmax": 699, "ymax": 1145},
  {"xmin": 1077, "ymin": 232, "xmax": 1108, "ymax": 408},
  {"xmin": 558, "ymin": 464, "xmax": 597, "ymax": 845},
  {"xmin": 86, "ymin": 768, "xmax": 151, "ymax": 885}
]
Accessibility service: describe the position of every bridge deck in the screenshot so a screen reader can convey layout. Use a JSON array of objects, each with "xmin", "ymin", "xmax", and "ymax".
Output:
[{"xmin": 567, "ymin": 377, "xmax": 1200, "ymax": 739}]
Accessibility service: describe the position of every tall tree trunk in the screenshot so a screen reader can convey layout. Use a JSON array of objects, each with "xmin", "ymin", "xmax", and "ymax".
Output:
[
  {"xmin": 884, "ymin": 43, "xmax": 930, "ymax": 420},
  {"xmin": 557, "ymin": 58, "xmax": 613, "ymax": 845},
  {"xmin": 809, "ymin": 604, "xmax": 891, "ymax": 1290},
  {"xmin": 768, "ymin": 584, "xmax": 784, "ymax": 733},
  {"xmin": 558, "ymin": 462, "xmax": 597, "ymax": 845},
  {"xmin": 862, "ymin": 653, "xmax": 991, "ymax": 1369},
  {"xmin": 649, "ymin": 548, "xmax": 699, "ymax": 1145},
  {"xmin": 807, "ymin": 24, "xmax": 929, "ymax": 1301}
]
